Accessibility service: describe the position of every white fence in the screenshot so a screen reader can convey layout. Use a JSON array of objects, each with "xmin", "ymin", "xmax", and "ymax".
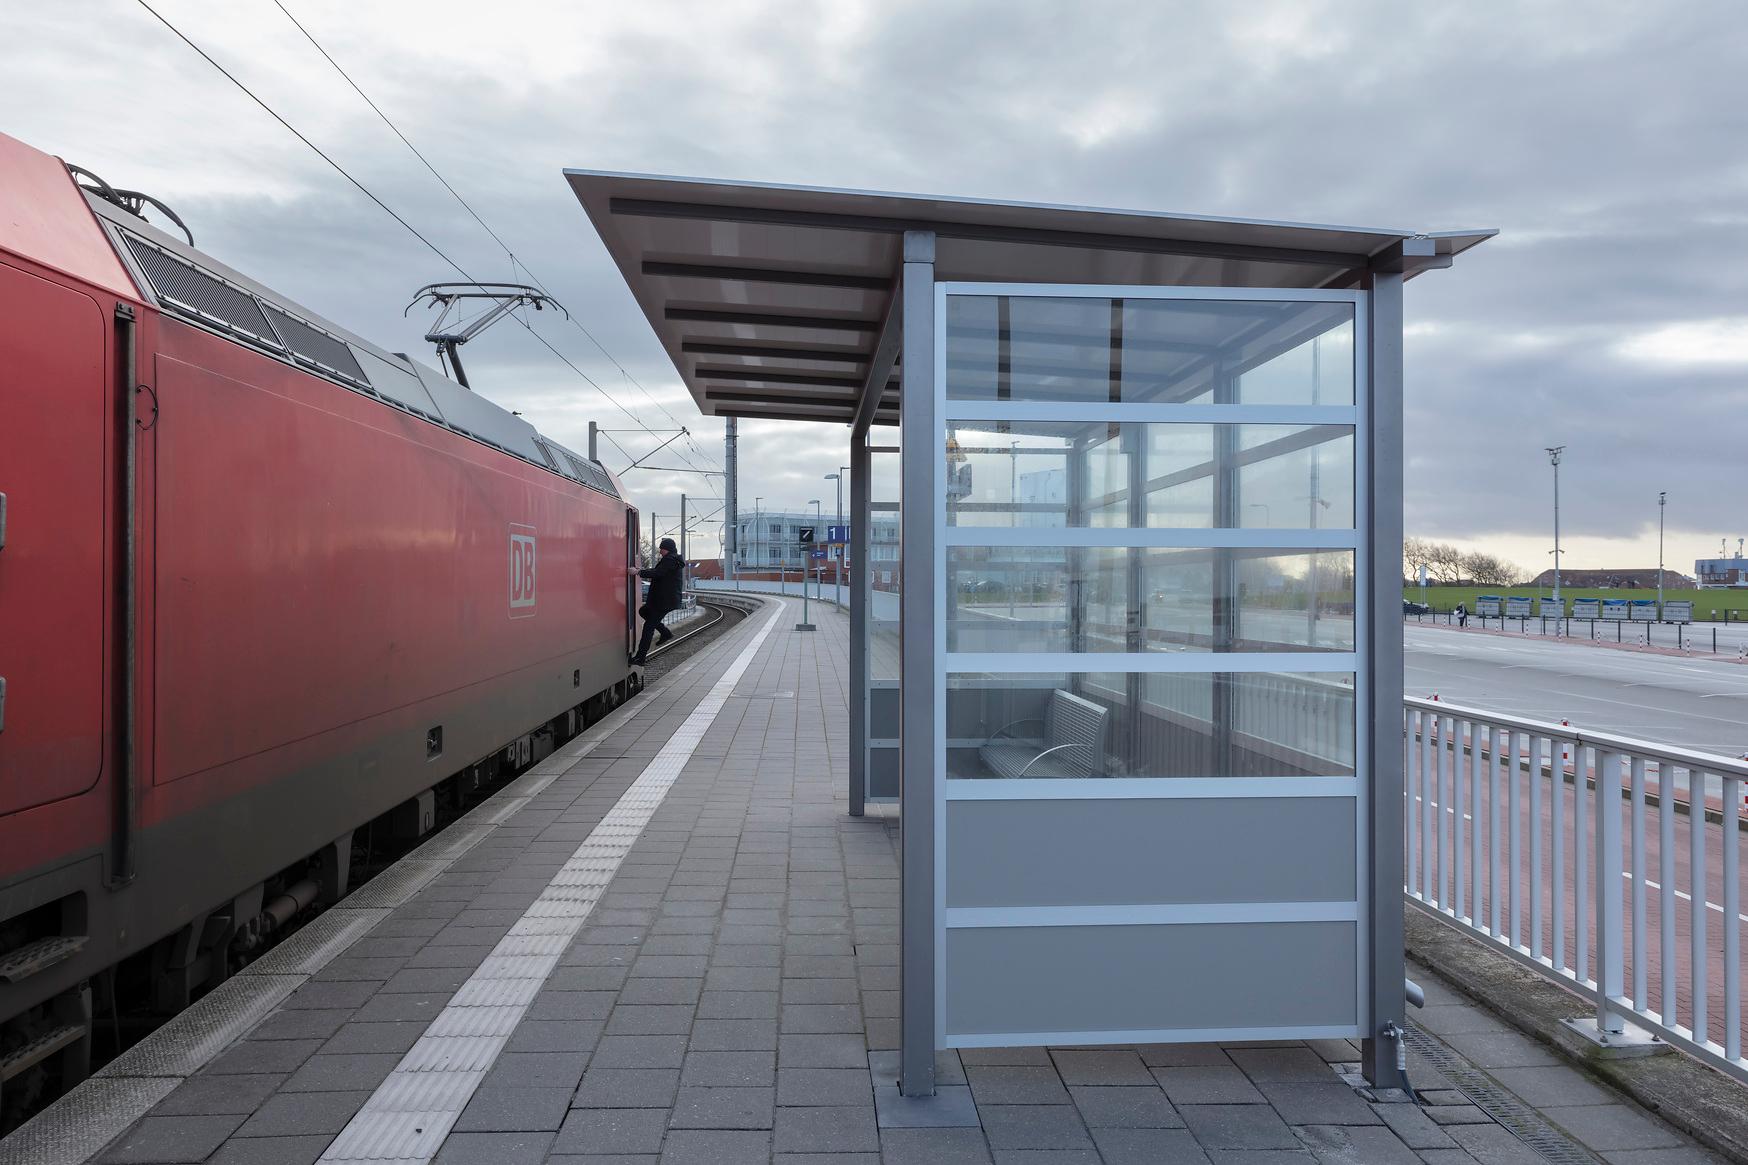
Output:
[
  {"xmin": 1404, "ymin": 698, "xmax": 1745, "ymax": 1083},
  {"xmin": 694, "ymin": 578, "xmax": 851, "ymax": 610}
]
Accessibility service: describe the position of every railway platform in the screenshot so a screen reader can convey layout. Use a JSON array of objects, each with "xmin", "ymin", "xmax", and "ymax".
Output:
[{"xmin": 6, "ymin": 597, "xmax": 1727, "ymax": 1164}]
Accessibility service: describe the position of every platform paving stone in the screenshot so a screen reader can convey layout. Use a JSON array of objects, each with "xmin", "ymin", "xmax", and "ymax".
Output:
[
  {"xmin": 205, "ymin": 1135, "xmax": 333, "ymax": 1165},
  {"xmin": 97, "ymin": 1113, "xmax": 245, "ymax": 1163},
  {"xmin": 1067, "ymin": 1084, "xmax": 1184, "ymax": 1128},
  {"xmin": 1540, "ymin": 1103, "xmax": 1687, "ymax": 1153},
  {"xmin": 78, "ymin": 601, "xmax": 1739, "ymax": 1164},
  {"xmin": 433, "ymin": 1131, "xmax": 558, "ymax": 1164},
  {"xmin": 151, "ymin": 1072, "xmax": 286, "ymax": 1116},
  {"xmin": 1178, "ymin": 1103, "xmax": 1301, "ymax": 1151}
]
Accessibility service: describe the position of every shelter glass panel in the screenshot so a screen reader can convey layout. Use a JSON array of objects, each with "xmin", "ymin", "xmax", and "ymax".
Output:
[
  {"xmin": 944, "ymin": 421, "xmax": 1355, "ymax": 529},
  {"xmin": 944, "ymin": 296, "xmax": 1354, "ymax": 405},
  {"xmin": 945, "ymin": 670, "xmax": 1355, "ymax": 779},
  {"xmin": 945, "ymin": 547, "xmax": 1356, "ymax": 653},
  {"xmin": 869, "ymin": 440, "xmax": 901, "ymax": 681}
]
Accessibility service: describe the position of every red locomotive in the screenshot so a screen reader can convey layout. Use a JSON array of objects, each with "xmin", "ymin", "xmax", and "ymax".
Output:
[{"xmin": 0, "ymin": 130, "xmax": 641, "ymax": 1114}]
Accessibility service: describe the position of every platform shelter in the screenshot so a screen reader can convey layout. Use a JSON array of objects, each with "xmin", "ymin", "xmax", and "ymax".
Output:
[{"xmin": 568, "ymin": 173, "xmax": 1491, "ymax": 1096}]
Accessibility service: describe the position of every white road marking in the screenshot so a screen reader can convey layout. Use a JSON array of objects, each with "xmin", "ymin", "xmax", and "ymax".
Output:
[
  {"xmin": 1625, "ymin": 872, "xmax": 1748, "ymax": 924},
  {"xmin": 319, "ymin": 601, "xmax": 785, "ymax": 1164},
  {"xmin": 1411, "ymin": 799, "xmax": 1748, "ymax": 924}
]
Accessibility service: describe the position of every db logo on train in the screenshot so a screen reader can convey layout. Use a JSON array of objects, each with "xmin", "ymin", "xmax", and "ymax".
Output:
[{"xmin": 508, "ymin": 524, "xmax": 538, "ymax": 617}]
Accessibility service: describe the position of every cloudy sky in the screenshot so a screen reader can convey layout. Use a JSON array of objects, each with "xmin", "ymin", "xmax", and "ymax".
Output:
[{"xmin": 8, "ymin": 1, "xmax": 1746, "ymax": 574}]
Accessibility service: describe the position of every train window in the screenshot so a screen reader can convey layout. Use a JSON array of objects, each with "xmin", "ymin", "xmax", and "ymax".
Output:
[
  {"xmin": 122, "ymin": 234, "xmax": 284, "ymax": 351},
  {"xmin": 260, "ymin": 303, "xmax": 372, "ymax": 389}
]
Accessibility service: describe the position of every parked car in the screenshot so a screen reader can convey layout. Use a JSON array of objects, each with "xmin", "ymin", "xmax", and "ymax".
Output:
[{"xmin": 1403, "ymin": 599, "xmax": 1433, "ymax": 616}]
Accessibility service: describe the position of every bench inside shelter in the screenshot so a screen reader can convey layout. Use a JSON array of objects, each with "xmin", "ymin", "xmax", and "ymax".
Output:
[{"xmin": 978, "ymin": 688, "xmax": 1110, "ymax": 778}]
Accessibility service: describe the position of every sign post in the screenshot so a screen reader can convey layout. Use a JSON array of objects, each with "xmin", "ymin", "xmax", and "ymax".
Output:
[
  {"xmin": 796, "ymin": 526, "xmax": 816, "ymax": 631},
  {"xmin": 828, "ymin": 524, "xmax": 851, "ymax": 609}
]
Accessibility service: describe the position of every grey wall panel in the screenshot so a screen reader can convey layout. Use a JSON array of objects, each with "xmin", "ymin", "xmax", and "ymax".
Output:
[
  {"xmin": 946, "ymin": 797, "xmax": 1355, "ymax": 908},
  {"xmin": 870, "ymin": 684, "xmax": 901, "ymax": 737},
  {"xmin": 945, "ymin": 922, "xmax": 1357, "ymax": 1039},
  {"xmin": 869, "ymin": 745, "xmax": 900, "ymax": 800}
]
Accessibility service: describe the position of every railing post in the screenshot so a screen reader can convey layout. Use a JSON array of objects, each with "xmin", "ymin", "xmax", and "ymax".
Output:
[
  {"xmin": 1629, "ymin": 757, "xmax": 1647, "ymax": 1011},
  {"xmin": 1725, "ymin": 776, "xmax": 1741, "ymax": 1062},
  {"xmin": 1595, "ymin": 748, "xmax": 1626, "ymax": 1035},
  {"xmin": 1692, "ymin": 770, "xmax": 1708, "ymax": 1044}
]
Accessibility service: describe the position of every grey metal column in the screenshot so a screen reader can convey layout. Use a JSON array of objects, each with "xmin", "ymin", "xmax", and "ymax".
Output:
[
  {"xmin": 898, "ymin": 229, "xmax": 937, "ymax": 1097},
  {"xmin": 1361, "ymin": 270, "xmax": 1408, "ymax": 1091},
  {"xmin": 724, "ymin": 418, "xmax": 738, "ymax": 586},
  {"xmin": 849, "ymin": 423, "xmax": 870, "ymax": 816}
]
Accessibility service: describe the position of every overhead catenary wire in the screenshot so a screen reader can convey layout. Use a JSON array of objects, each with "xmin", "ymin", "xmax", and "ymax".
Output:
[
  {"xmin": 267, "ymin": 0, "xmax": 721, "ymax": 481},
  {"xmin": 132, "ymin": 0, "xmax": 719, "ymax": 482}
]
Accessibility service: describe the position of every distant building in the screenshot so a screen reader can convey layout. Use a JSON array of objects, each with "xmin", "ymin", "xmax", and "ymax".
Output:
[
  {"xmin": 1527, "ymin": 568, "xmax": 1695, "ymax": 590},
  {"xmin": 1695, "ymin": 553, "xmax": 1748, "ymax": 587}
]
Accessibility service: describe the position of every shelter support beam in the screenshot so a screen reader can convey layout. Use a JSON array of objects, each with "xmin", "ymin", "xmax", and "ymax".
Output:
[
  {"xmin": 853, "ymin": 294, "xmax": 903, "ymax": 435},
  {"xmin": 849, "ymin": 420, "xmax": 871, "ymax": 817},
  {"xmin": 1361, "ymin": 270, "xmax": 1408, "ymax": 1091},
  {"xmin": 898, "ymin": 230, "xmax": 937, "ymax": 1097}
]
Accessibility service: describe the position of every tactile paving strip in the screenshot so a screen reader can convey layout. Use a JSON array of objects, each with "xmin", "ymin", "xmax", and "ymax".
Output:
[{"xmin": 320, "ymin": 601, "xmax": 786, "ymax": 1163}]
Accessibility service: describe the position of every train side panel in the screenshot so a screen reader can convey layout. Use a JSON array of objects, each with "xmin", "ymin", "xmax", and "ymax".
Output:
[{"xmin": 146, "ymin": 319, "xmax": 626, "ymax": 804}]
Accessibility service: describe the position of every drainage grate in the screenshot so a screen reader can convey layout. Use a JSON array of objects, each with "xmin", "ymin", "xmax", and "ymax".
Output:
[{"xmin": 1404, "ymin": 1025, "xmax": 1602, "ymax": 1165}]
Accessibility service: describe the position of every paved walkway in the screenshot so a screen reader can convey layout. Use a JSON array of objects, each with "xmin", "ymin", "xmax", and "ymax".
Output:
[{"xmin": 41, "ymin": 598, "xmax": 1729, "ymax": 1164}]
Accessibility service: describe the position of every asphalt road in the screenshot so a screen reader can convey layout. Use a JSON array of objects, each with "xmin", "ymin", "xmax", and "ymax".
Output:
[{"xmin": 1406, "ymin": 623, "xmax": 1748, "ymax": 758}]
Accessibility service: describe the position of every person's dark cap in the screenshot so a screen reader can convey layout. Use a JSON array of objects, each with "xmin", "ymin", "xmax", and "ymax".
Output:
[{"xmin": 659, "ymin": 537, "xmax": 678, "ymax": 553}]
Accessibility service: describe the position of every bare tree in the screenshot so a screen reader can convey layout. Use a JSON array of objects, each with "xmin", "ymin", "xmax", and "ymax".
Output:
[
  {"xmin": 1462, "ymin": 551, "xmax": 1525, "ymax": 587},
  {"xmin": 1403, "ymin": 536, "xmax": 1435, "ymax": 581},
  {"xmin": 1425, "ymin": 541, "xmax": 1466, "ymax": 584}
]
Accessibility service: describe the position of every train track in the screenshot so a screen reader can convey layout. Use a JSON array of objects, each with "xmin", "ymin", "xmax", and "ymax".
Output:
[{"xmin": 642, "ymin": 596, "xmax": 736, "ymax": 666}]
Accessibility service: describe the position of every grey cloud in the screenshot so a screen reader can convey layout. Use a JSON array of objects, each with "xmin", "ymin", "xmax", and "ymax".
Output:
[{"xmin": 6, "ymin": 0, "xmax": 1746, "ymax": 562}]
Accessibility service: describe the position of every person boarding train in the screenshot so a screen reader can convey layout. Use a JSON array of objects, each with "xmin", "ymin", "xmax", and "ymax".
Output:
[{"xmin": 628, "ymin": 537, "xmax": 684, "ymax": 665}]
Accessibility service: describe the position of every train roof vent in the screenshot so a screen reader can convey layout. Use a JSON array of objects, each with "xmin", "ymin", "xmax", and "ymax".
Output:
[
  {"xmin": 122, "ymin": 233, "xmax": 283, "ymax": 350},
  {"xmin": 261, "ymin": 303, "xmax": 371, "ymax": 388},
  {"xmin": 533, "ymin": 439, "xmax": 560, "ymax": 471}
]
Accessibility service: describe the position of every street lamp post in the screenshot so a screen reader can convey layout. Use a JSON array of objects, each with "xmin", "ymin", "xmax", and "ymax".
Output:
[
  {"xmin": 754, "ymin": 497, "xmax": 763, "ymax": 582},
  {"xmin": 1658, "ymin": 490, "xmax": 1667, "ymax": 607},
  {"xmin": 810, "ymin": 499, "xmax": 824, "ymax": 607},
  {"xmin": 825, "ymin": 472, "xmax": 844, "ymax": 606},
  {"xmin": 1546, "ymin": 447, "xmax": 1565, "ymax": 603}
]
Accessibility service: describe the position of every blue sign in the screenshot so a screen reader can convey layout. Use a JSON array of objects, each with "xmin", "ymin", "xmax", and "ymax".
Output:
[
  {"xmin": 827, "ymin": 524, "xmax": 850, "ymax": 544},
  {"xmin": 809, "ymin": 548, "xmax": 828, "ymax": 560}
]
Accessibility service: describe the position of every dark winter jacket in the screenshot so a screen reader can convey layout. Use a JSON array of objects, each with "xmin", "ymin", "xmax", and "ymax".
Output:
[{"xmin": 639, "ymin": 552, "xmax": 685, "ymax": 615}]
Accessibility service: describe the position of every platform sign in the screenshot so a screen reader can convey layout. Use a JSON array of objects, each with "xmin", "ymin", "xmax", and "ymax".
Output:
[
  {"xmin": 809, "ymin": 548, "xmax": 827, "ymax": 560},
  {"xmin": 827, "ymin": 524, "xmax": 849, "ymax": 545},
  {"xmin": 798, "ymin": 526, "xmax": 815, "ymax": 545},
  {"xmin": 1572, "ymin": 597, "xmax": 1600, "ymax": 619},
  {"xmin": 1505, "ymin": 596, "xmax": 1533, "ymax": 617},
  {"xmin": 1476, "ymin": 595, "xmax": 1503, "ymax": 617},
  {"xmin": 1664, "ymin": 600, "xmax": 1693, "ymax": 623},
  {"xmin": 1629, "ymin": 599, "xmax": 1658, "ymax": 621},
  {"xmin": 1542, "ymin": 597, "xmax": 1568, "ymax": 618},
  {"xmin": 1601, "ymin": 598, "xmax": 1629, "ymax": 621}
]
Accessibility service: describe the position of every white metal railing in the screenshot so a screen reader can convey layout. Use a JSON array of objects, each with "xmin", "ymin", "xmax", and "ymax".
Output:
[{"xmin": 1403, "ymin": 697, "xmax": 1746, "ymax": 1083}]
